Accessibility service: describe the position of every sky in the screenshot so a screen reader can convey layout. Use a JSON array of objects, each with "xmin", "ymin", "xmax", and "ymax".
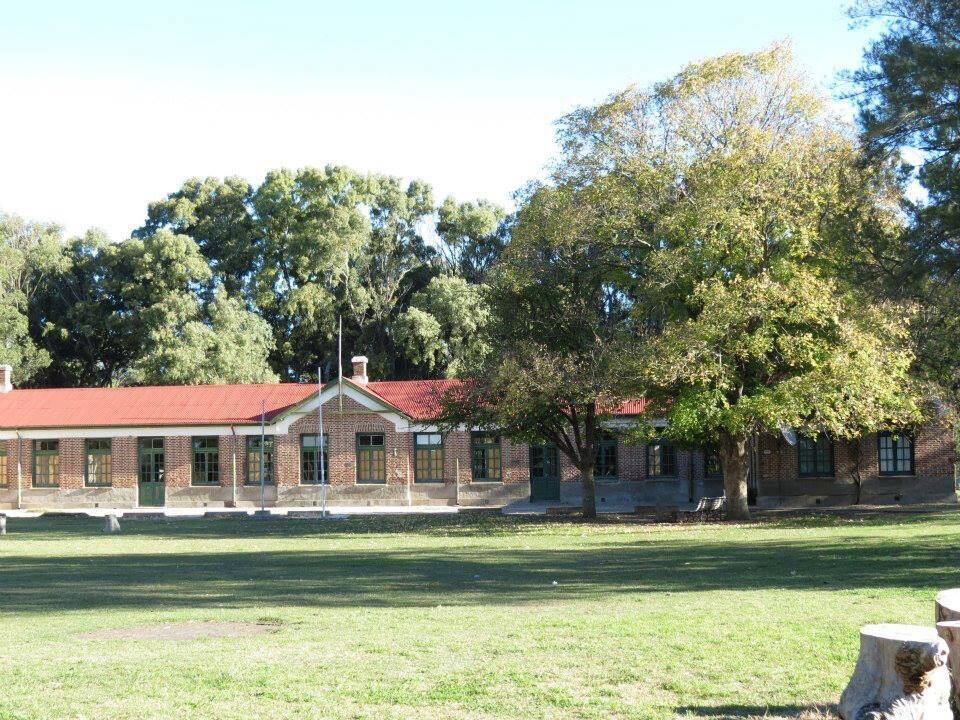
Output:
[{"xmin": 0, "ymin": 0, "xmax": 881, "ymax": 241}]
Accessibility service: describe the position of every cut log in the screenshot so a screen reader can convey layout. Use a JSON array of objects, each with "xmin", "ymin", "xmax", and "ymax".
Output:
[
  {"xmin": 102, "ymin": 514, "xmax": 121, "ymax": 534},
  {"xmin": 936, "ymin": 589, "xmax": 960, "ymax": 623},
  {"xmin": 935, "ymin": 621, "xmax": 960, "ymax": 712},
  {"xmin": 838, "ymin": 623, "xmax": 951, "ymax": 720}
]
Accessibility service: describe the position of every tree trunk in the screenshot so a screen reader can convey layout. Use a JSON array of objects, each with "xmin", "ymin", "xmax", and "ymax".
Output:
[
  {"xmin": 720, "ymin": 435, "xmax": 750, "ymax": 521},
  {"xmin": 936, "ymin": 621, "xmax": 960, "ymax": 713},
  {"xmin": 839, "ymin": 623, "xmax": 951, "ymax": 720},
  {"xmin": 580, "ymin": 465, "xmax": 597, "ymax": 519},
  {"xmin": 935, "ymin": 589, "xmax": 960, "ymax": 623}
]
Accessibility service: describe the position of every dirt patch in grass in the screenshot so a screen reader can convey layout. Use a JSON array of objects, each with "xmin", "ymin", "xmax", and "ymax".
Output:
[{"xmin": 79, "ymin": 620, "xmax": 280, "ymax": 641}]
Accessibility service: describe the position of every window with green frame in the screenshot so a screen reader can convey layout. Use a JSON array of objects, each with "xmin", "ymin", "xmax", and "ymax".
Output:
[
  {"xmin": 246, "ymin": 436, "xmax": 275, "ymax": 485},
  {"xmin": 0, "ymin": 442, "xmax": 7, "ymax": 487},
  {"xmin": 705, "ymin": 447, "xmax": 722, "ymax": 477},
  {"xmin": 85, "ymin": 439, "xmax": 112, "ymax": 487},
  {"xmin": 471, "ymin": 432, "xmax": 501, "ymax": 482},
  {"xmin": 878, "ymin": 431, "xmax": 914, "ymax": 475},
  {"xmin": 356, "ymin": 433, "xmax": 386, "ymax": 484},
  {"xmin": 33, "ymin": 440, "xmax": 59, "ymax": 488},
  {"xmin": 192, "ymin": 437, "xmax": 220, "ymax": 486},
  {"xmin": 596, "ymin": 433, "xmax": 619, "ymax": 479},
  {"xmin": 798, "ymin": 434, "xmax": 834, "ymax": 477},
  {"xmin": 300, "ymin": 434, "xmax": 329, "ymax": 484},
  {"xmin": 414, "ymin": 433, "xmax": 444, "ymax": 483},
  {"xmin": 646, "ymin": 437, "xmax": 675, "ymax": 478}
]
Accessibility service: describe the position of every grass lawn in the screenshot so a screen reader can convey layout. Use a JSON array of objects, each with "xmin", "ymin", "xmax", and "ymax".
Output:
[{"xmin": 0, "ymin": 511, "xmax": 958, "ymax": 720}]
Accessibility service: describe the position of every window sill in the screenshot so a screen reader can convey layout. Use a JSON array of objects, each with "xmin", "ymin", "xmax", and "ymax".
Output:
[
  {"xmin": 191, "ymin": 484, "xmax": 221, "ymax": 488},
  {"xmin": 879, "ymin": 473, "xmax": 916, "ymax": 478},
  {"xmin": 414, "ymin": 479, "xmax": 445, "ymax": 484},
  {"xmin": 471, "ymin": 479, "xmax": 502, "ymax": 484},
  {"xmin": 31, "ymin": 485, "xmax": 60, "ymax": 490},
  {"xmin": 356, "ymin": 480, "xmax": 387, "ymax": 485},
  {"xmin": 84, "ymin": 484, "xmax": 113, "ymax": 489}
]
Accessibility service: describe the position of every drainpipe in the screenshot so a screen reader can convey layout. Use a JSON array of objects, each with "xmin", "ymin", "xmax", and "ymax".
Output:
[
  {"xmin": 230, "ymin": 426, "xmax": 237, "ymax": 507},
  {"xmin": 15, "ymin": 430, "xmax": 22, "ymax": 510}
]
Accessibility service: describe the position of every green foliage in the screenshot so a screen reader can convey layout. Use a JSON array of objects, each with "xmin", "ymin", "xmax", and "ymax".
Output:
[
  {"xmin": 549, "ymin": 43, "xmax": 924, "ymax": 518},
  {"xmin": 850, "ymin": 0, "xmax": 960, "ymax": 400},
  {"xmin": 439, "ymin": 183, "xmax": 637, "ymax": 517},
  {"xmin": 129, "ymin": 290, "xmax": 278, "ymax": 385},
  {"xmin": 393, "ymin": 275, "xmax": 491, "ymax": 377},
  {"xmin": 0, "ymin": 214, "xmax": 67, "ymax": 383},
  {"xmin": 435, "ymin": 197, "xmax": 507, "ymax": 281}
]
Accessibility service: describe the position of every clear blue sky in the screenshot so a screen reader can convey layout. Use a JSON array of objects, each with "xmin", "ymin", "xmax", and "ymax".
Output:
[{"xmin": 0, "ymin": 0, "xmax": 879, "ymax": 240}]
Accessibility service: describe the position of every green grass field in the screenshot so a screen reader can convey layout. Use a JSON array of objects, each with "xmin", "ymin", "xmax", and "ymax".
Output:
[{"xmin": 0, "ymin": 511, "xmax": 957, "ymax": 720}]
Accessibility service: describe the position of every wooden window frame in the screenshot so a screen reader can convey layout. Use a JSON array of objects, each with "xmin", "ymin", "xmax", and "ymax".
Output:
[
  {"xmin": 191, "ymin": 436, "xmax": 220, "ymax": 486},
  {"xmin": 596, "ymin": 435, "xmax": 620, "ymax": 480},
  {"xmin": 878, "ymin": 431, "xmax": 915, "ymax": 476},
  {"xmin": 471, "ymin": 432, "xmax": 502, "ymax": 483},
  {"xmin": 85, "ymin": 438, "xmax": 112, "ymax": 487},
  {"xmin": 704, "ymin": 447, "xmax": 722, "ymax": 478},
  {"xmin": 529, "ymin": 443, "xmax": 559, "ymax": 480},
  {"xmin": 798, "ymin": 435, "xmax": 834, "ymax": 477},
  {"xmin": 300, "ymin": 433, "xmax": 329, "ymax": 485},
  {"xmin": 32, "ymin": 440, "xmax": 59, "ymax": 488},
  {"xmin": 246, "ymin": 436, "xmax": 275, "ymax": 486},
  {"xmin": 356, "ymin": 433, "xmax": 386, "ymax": 485},
  {"xmin": 645, "ymin": 439, "xmax": 674, "ymax": 479},
  {"xmin": 414, "ymin": 433, "xmax": 444, "ymax": 483}
]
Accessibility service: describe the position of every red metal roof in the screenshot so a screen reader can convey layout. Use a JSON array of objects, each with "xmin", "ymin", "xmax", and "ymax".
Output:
[
  {"xmin": 0, "ymin": 384, "xmax": 315, "ymax": 429},
  {"xmin": 0, "ymin": 378, "xmax": 646, "ymax": 429},
  {"xmin": 365, "ymin": 379, "xmax": 463, "ymax": 421}
]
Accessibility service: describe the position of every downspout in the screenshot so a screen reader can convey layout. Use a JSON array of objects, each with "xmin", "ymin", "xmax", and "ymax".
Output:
[
  {"xmin": 230, "ymin": 426, "xmax": 237, "ymax": 507},
  {"xmin": 16, "ymin": 430, "xmax": 22, "ymax": 510}
]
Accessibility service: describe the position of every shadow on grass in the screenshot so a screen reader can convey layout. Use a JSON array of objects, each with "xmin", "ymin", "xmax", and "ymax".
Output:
[
  {"xmin": 1, "ymin": 513, "xmax": 959, "ymax": 614},
  {"xmin": 674, "ymin": 703, "xmax": 834, "ymax": 719}
]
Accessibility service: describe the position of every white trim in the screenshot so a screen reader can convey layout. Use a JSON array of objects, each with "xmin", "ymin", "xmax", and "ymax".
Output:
[{"xmin": 0, "ymin": 425, "xmax": 280, "ymax": 440}]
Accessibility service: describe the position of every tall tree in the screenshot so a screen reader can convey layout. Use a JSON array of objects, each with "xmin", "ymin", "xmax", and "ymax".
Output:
[
  {"xmin": 439, "ymin": 182, "xmax": 637, "ymax": 518},
  {"xmin": 435, "ymin": 197, "xmax": 508, "ymax": 282},
  {"xmin": 0, "ymin": 214, "xmax": 66, "ymax": 384},
  {"xmin": 393, "ymin": 275, "xmax": 492, "ymax": 378},
  {"xmin": 559, "ymin": 44, "xmax": 922, "ymax": 520},
  {"xmin": 850, "ymin": 0, "xmax": 960, "ymax": 398},
  {"xmin": 137, "ymin": 176, "xmax": 256, "ymax": 296}
]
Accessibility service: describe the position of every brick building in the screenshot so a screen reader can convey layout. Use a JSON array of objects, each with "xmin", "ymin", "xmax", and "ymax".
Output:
[{"xmin": 0, "ymin": 361, "xmax": 954, "ymax": 510}]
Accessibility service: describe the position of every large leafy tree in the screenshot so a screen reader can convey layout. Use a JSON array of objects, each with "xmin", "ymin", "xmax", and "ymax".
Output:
[
  {"xmin": 850, "ymin": 0, "xmax": 960, "ymax": 397},
  {"xmin": 393, "ymin": 275, "xmax": 492, "ymax": 378},
  {"xmin": 558, "ymin": 44, "xmax": 922, "ymax": 519},
  {"xmin": 440, "ymin": 182, "xmax": 637, "ymax": 518},
  {"xmin": 435, "ymin": 197, "xmax": 508, "ymax": 282},
  {"xmin": 0, "ymin": 214, "xmax": 65, "ymax": 384}
]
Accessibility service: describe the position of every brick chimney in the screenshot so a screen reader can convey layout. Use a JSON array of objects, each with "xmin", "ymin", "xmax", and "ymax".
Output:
[
  {"xmin": 351, "ymin": 356, "xmax": 369, "ymax": 385},
  {"xmin": 0, "ymin": 365, "xmax": 11, "ymax": 393}
]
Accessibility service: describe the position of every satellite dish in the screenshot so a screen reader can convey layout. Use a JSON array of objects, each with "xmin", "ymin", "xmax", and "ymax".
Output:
[{"xmin": 778, "ymin": 421, "xmax": 797, "ymax": 446}]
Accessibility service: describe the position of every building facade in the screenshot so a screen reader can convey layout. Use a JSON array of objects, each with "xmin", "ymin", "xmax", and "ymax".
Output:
[{"xmin": 0, "ymin": 362, "xmax": 954, "ymax": 510}]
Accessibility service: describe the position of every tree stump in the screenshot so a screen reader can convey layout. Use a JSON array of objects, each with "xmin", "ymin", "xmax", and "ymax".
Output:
[
  {"xmin": 103, "ymin": 514, "xmax": 121, "ymax": 533},
  {"xmin": 838, "ymin": 624, "xmax": 952, "ymax": 720},
  {"xmin": 935, "ymin": 589, "xmax": 960, "ymax": 623},
  {"xmin": 935, "ymin": 621, "xmax": 960, "ymax": 712}
]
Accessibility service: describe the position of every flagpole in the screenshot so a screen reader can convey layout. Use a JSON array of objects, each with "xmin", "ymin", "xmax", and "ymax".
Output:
[
  {"xmin": 317, "ymin": 365, "xmax": 326, "ymax": 517},
  {"xmin": 259, "ymin": 401, "xmax": 266, "ymax": 513}
]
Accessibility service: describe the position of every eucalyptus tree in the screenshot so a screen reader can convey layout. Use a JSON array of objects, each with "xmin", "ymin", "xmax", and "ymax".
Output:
[{"xmin": 0, "ymin": 214, "xmax": 65, "ymax": 384}]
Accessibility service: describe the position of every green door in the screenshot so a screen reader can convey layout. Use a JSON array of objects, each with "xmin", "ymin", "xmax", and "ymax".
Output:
[
  {"xmin": 530, "ymin": 444, "xmax": 560, "ymax": 502},
  {"xmin": 138, "ymin": 438, "xmax": 165, "ymax": 507}
]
